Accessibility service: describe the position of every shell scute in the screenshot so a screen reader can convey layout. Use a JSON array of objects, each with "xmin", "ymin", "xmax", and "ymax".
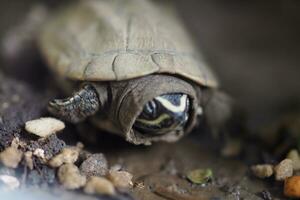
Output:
[{"xmin": 113, "ymin": 53, "xmax": 159, "ymax": 81}]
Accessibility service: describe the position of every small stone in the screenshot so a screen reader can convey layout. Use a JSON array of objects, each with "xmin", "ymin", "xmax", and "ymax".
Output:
[
  {"xmin": 108, "ymin": 170, "xmax": 133, "ymax": 189},
  {"xmin": 48, "ymin": 147, "xmax": 79, "ymax": 168},
  {"xmin": 0, "ymin": 147, "xmax": 23, "ymax": 168},
  {"xmin": 186, "ymin": 168, "xmax": 213, "ymax": 184},
  {"xmin": 274, "ymin": 159, "xmax": 293, "ymax": 181},
  {"xmin": 284, "ymin": 176, "xmax": 300, "ymax": 198},
  {"xmin": 33, "ymin": 148, "xmax": 46, "ymax": 161},
  {"xmin": 24, "ymin": 151, "xmax": 34, "ymax": 170},
  {"xmin": 251, "ymin": 164, "xmax": 274, "ymax": 178},
  {"xmin": 25, "ymin": 117, "xmax": 65, "ymax": 138},
  {"xmin": 27, "ymin": 134, "xmax": 66, "ymax": 160},
  {"xmin": 80, "ymin": 153, "xmax": 108, "ymax": 178},
  {"xmin": 58, "ymin": 164, "xmax": 86, "ymax": 190},
  {"xmin": 84, "ymin": 176, "xmax": 116, "ymax": 195},
  {"xmin": 287, "ymin": 149, "xmax": 300, "ymax": 171},
  {"xmin": 0, "ymin": 175, "xmax": 20, "ymax": 190}
]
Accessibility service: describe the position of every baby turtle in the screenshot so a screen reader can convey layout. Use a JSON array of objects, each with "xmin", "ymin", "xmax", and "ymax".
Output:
[{"xmin": 38, "ymin": 0, "xmax": 232, "ymax": 145}]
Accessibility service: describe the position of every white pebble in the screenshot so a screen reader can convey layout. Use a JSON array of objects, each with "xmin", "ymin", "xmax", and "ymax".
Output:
[
  {"xmin": 0, "ymin": 175, "xmax": 20, "ymax": 190},
  {"xmin": 251, "ymin": 164, "xmax": 274, "ymax": 178},
  {"xmin": 33, "ymin": 148, "xmax": 45, "ymax": 159},
  {"xmin": 287, "ymin": 149, "xmax": 300, "ymax": 171},
  {"xmin": 25, "ymin": 117, "xmax": 65, "ymax": 137},
  {"xmin": 275, "ymin": 159, "xmax": 293, "ymax": 181}
]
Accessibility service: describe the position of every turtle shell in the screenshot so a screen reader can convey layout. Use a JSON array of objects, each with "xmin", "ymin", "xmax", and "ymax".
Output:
[{"xmin": 39, "ymin": 0, "xmax": 218, "ymax": 88}]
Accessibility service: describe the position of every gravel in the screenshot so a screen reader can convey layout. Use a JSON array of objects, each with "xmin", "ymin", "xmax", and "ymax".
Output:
[
  {"xmin": 25, "ymin": 117, "xmax": 65, "ymax": 138},
  {"xmin": 80, "ymin": 153, "xmax": 108, "ymax": 178},
  {"xmin": 274, "ymin": 159, "xmax": 293, "ymax": 181},
  {"xmin": 58, "ymin": 164, "xmax": 86, "ymax": 190},
  {"xmin": 84, "ymin": 176, "xmax": 116, "ymax": 196}
]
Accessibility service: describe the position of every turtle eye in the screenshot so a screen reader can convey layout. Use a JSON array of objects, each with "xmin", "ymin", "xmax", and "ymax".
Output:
[{"xmin": 133, "ymin": 93, "xmax": 190, "ymax": 135}]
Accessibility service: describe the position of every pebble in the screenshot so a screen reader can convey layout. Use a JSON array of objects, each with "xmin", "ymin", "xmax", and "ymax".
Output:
[
  {"xmin": 251, "ymin": 164, "xmax": 274, "ymax": 178},
  {"xmin": 48, "ymin": 147, "xmax": 79, "ymax": 168},
  {"xmin": 287, "ymin": 149, "xmax": 300, "ymax": 171},
  {"xmin": 108, "ymin": 170, "xmax": 133, "ymax": 189},
  {"xmin": 25, "ymin": 117, "xmax": 65, "ymax": 138},
  {"xmin": 28, "ymin": 134, "xmax": 66, "ymax": 160},
  {"xmin": 0, "ymin": 175, "xmax": 20, "ymax": 190},
  {"xmin": 274, "ymin": 159, "xmax": 293, "ymax": 181},
  {"xmin": 284, "ymin": 176, "xmax": 300, "ymax": 198},
  {"xmin": 33, "ymin": 148, "xmax": 46, "ymax": 161},
  {"xmin": 58, "ymin": 163, "xmax": 86, "ymax": 190},
  {"xmin": 80, "ymin": 153, "xmax": 108, "ymax": 178},
  {"xmin": 0, "ymin": 146, "xmax": 23, "ymax": 168},
  {"xmin": 186, "ymin": 168, "xmax": 213, "ymax": 184},
  {"xmin": 84, "ymin": 176, "xmax": 116, "ymax": 195}
]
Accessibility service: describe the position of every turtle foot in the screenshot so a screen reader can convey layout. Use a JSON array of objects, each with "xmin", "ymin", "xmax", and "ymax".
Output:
[{"xmin": 48, "ymin": 85, "xmax": 100, "ymax": 123}]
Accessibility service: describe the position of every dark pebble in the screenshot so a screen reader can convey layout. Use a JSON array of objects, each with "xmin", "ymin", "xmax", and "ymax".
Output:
[
  {"xmin": 27, "ymin": 164, "xmax": 56, "ymax": 186},
  {"xmin": 27, "ymin": 134, "xmax": 66, "ymax": 160},
  {"xmin": 80, "ymin": 153, "xmax": 108, "ymax": 178}
]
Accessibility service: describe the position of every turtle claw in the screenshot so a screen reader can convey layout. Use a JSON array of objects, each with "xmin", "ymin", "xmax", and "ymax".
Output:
[{"xmin": 48, "ymin": 85, "xmax": 100, "ymax": 123}]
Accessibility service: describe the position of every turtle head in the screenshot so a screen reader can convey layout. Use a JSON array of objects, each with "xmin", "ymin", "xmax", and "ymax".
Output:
[{"xmin": 133, "ymin": 93, "xmax": 190, "ymax": 135}]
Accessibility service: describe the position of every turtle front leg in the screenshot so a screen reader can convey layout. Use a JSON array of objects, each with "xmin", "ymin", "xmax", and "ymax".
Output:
[{"xmin": 48, "ymin": 85, "xmax": 100, "ymax": 123}]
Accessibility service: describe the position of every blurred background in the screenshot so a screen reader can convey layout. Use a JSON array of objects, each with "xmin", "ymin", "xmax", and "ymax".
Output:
[
  {"xmin": 174, "ymin": 0, "xmax": 300, "ymax": 130},
  {"xmin": 1, "ymin": 0, "xmax": 299, "ymax": 131},
  {"xmin": 0, "ymin": 1, "xmax": 299, "ymax": 199}
]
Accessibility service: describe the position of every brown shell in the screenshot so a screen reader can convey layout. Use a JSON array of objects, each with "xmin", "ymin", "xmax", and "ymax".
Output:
[{"xmin": 39, "ymin": 0, "xmax": 218, "ymax": 88}]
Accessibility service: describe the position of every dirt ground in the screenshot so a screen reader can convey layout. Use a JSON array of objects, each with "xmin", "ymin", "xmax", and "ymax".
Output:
[{"xmin": 0, "ymin": 0, "xmax": 300, "ymax": 200}]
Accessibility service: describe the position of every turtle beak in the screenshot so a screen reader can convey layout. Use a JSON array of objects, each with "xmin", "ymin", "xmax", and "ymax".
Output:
[{"xmin": 48, "ymin": 85, "xmax": 100, "ymax": 123}]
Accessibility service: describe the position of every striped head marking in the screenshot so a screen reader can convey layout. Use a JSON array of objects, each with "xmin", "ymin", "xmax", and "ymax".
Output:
[{"xmin": 134, "ymin": 93, "xmax": 191, "ymax": 135}]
